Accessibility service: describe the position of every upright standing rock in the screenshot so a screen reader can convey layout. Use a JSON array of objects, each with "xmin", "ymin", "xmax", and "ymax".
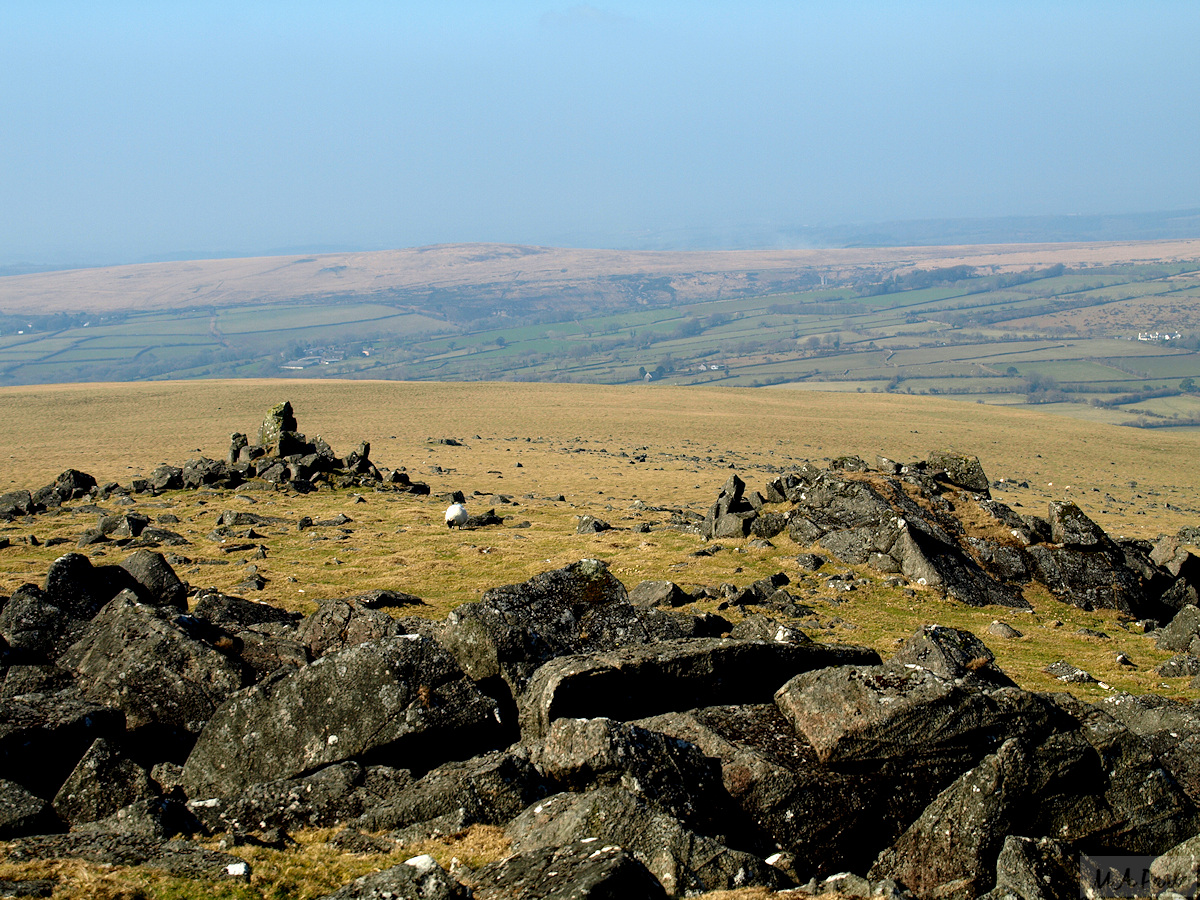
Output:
[{"xmin": 258, "ymin": 402, "xmax": 297, "ymax": 455}]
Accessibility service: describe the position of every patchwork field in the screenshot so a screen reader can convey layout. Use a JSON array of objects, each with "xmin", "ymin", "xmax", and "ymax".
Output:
[{"xmin": 2, "ymin": 242, "xmax": 1199, "ymax": 431}]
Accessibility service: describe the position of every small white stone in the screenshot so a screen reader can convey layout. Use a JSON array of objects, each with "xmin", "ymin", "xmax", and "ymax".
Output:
[{"xmin": 405, "ymin": 854, "xmax": 438, "ymax": 874}]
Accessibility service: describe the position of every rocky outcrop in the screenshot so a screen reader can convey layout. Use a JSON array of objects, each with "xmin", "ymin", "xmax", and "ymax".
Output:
[
  {"xmin": 505, "ymin": 787, "xmax": 788, "ymax": 896},
  {"xmin": 518, "ymin": 637, "xmax": 879, "ymax": 742},
  {"xmin": 180, "ymin": 634, "xmax": 503, "ymax": 798},
  {"xmin": 467, "ymin": 841, "xmax": 665, "ymax": 900},
  {"xmin": 58, "ymin": 591, "xmax": 244, "ymax": 750},
  {"xmin": 2, "ymin": 437, "xmax": 1198, "ymax": 900},
  {"xmin": 188, "ymin": 762, "xmax": 415, "ymax": 834},
  {"xmin": 319, "ymin": 855, "xmax": 468, "ymax": 900},
  {"xmin": 440, "ymin": 559, "xmax": 644, "ymax": 693},
  {"xmin": 694, "ymin": 453, "xmax": 1184, "ymax": 618}
]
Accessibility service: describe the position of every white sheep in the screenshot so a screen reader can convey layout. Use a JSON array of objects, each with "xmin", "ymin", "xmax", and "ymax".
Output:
[{"xmin": 444, "ymin": 502, "xmax": 468, "ymax": 528}]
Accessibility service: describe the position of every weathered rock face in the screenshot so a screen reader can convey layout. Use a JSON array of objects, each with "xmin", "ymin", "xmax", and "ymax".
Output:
[
  {"xmin": 530, "ymin": 717, "xmax": 727, "ymax": 834},
  {"xmin": 258, "ymin": 401, "xmax": 298, "ymax": 454},
  {"xmin": 52, "ymin": 737, "xmax": 156, "ymax": 827},
  {"xmin": 354, "ymin": 748, "xmax": 545, "ymax": 833},
  {"xmin": 188, "ymin": 762, "xmax": 415, "ymax": 834},
  {"xmin": 1157, "ymin": 605, "xmax": 1200, "ymax": 655},
  {"xmin": 31, "ymin": 470, "xmax": 97, "ymax": 509},
  {"xmin": 1026, "ymin": 542, "xmax": 1148, "ymax": 613},
  {"xmin": 468, "ymin": 840, "xmax": 666, "ymax": 900},
  {"xmin": 438, "ymin": 559, "xmax": 651, "ymax": 701},
  {"xmin": 58, "ymin": 591, "xmax": 244, "ymax": 745},
  {"xmin": 0, "ymin": 489, "xmax": 35, "ymax": 520},
  {"xmin": 506, "ymin": 786, "xmax": 790, "ymax": 896},
  {"xmin": 775, "ymin": 662, "xmax": 1058, "ymax": 766},
  {"xmin": 0, "ymin": 664, "xmax": 75, "ymax": 700},
  {"xmin": 0, "ymin": 584, "xmax": 90, "ymax": 662},
  {"xmin": 118, "ymin": 550, "xmax": 188, "ymax": 610},
  {"xmin": 926, "ymin": 450, "xmax": 991, "ymax": 496},
  {"xmin": 695, "ymin": 454, "xmax": 1182, "ymax": 618},
  {"xmin": 180, "ymin": 635, "xmax": 503, "ymax": 798},
  {"xmin": 871, "ymin": 695, "xmax": 1200, "ymax": 899},
  {"xmin": 986, "ymin": 836, "xmax": 1085, "ymax": 900},
  {"xmin": 891, "ymin": 624, "xmax": 1016, "ymax": 689},
  {"xmin": 298, "ymin": 599, "xmax": 403, "ymax": 659},
  {"xmin": 0, "ymin": 779, "xmax": 55, "ymax": 838},
  {"xmin": 8, "ymin": 831, "xmax": 247, "ymax": 880},
  {"xmin": 0, "ymin": 692, "xmax": 125, "ymax": 798},
  {"xmin": 519, "ymin": 637, "xmax": 880, "ymax": 742},
  {"xmin": 320, "ymin": 855, "xmax": 469, "ymax": 900},
  {"xmin": 190, "ymin": 590, "xmax": 302, "ymax": 631},
  {"xmin": 628, "ymin": 580, "xmax": 692, "ymax": 608},
  {"xmin": 870, "ymin": 737, "xmax": 1028, "ymax": 900},
  {"xmin": 636, "ymin": 703, "xmax": 906, "ymax": 878},
  {"xmin": 43, "ymin": 552, "xmax": 136, "ymax": 620}
]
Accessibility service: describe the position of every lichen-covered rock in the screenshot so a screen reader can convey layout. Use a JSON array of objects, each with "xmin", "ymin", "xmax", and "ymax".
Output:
[
  {"xmin": 439, "ymin": 559, "xmax": 648, "ymax": 699},
  {"xmin": 926, "ymin": 450, "xmax": 990, "ymax": 495},
  {"xmin": 76, "ymin": 797, "xmax": 201, "ymax": 841},
  {"xmin": 119, "ymin": 550, "xmax": 188, "ymax": 610},
  {"xmin": 637, "ymin": 704, "xmax": 910, "ymax": 879},
  {"xmin": 148, "ymin": 464, "xmax": 183, "ymax": 492},
  {"xmin": 1157, "ymin": 605, "xmax": 1200, "ymax": 654},
  {"xmin": 181, "ymin": 635, "xmax": 502, "ymax": 798},
  {"xmin": 298, "ymin": 599, "xmax": 402, "ymax": 659},
  {"xmin": 0, "ymin": 664, "xmax": 75, "ymax": 700},
  {"xmin": 530, "ymin": 717, "xmax": 726, "ymax": 833},
  {"xmin": 627, "ymin": 581, "xmax": 692, "ymax": 608},
  {"xmin": 59, "ymin": 591, "xmax": 243, "ymax": 741},
  {"xmin": 0, "ymin": 490, "xmax": 35, "ymax": 519},
  {"xmin": 0, "ymin": 585, "xmax": 91, "ymax": 662},
  {"xmin": 189, "ymin": 763, "xmax": 414, "ymax": 833},
  {"xmin": 355, "ymin": 748, "xmax": 544, "ymax": 833},
  {"xmin": 869, "ymin": 738, "xmax": 1028, "ymax": 899},
  {"xmin": 0, "ymin": 779, "xmax": 54, "ymax": 838},
  {"xmin": 52, "ymin": 737, "xmax": 156, "ymax": 826},
  {"xmin": 1047, "ymin": 500, "xmax": 1106, "ymax": 548},
  {"xmin": 0, "ymin": 692, "xmax": 125, "ymax": 798},
  {"xmin": 1026, "ymin": 543, "xmax": 1147, "ymax": 613},
  {"xmin": 469, "ymin": 840, "xmax": 664, "ymax": 900},
  {"xmin": 506, "ymin": 787, "xmax": 789, "ymax": 896},
  {"xmin": 258, "ymin": 401, "xmax": 298, "ymax": 454},
  {"xmin": 983, "ymin": 836, "xmax": 1083, "ymax": 900},
  {"xmin": 1150, "ymin": 833, "xmax": 1200, "ymax": 899},
  {"xmin": 8, "ymin": 833, "xmax": 248, "ymax": 880},
  {"xmin": 43, "ymin": 552, "xmax": 136, "ymax": 620},
  {"xmin": 891, "ymin": 624, "xmax": 1015, "ymax": 688},
  {"xmin": 320, "ymin": 855, "xmax": 468, "ymax": 900},
  {"xmin": 190, "ymin": 590, "xmax": 302, "ymax": 630},
  {"xmin": 520, "ymin": 637, "xmax": 879, "ymax": 742},
  {"xmin": 775, "ymin": 662, "xmax": 1058, "ymax": 765}
]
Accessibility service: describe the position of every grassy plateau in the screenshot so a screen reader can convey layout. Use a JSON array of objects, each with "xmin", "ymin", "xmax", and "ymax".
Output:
[{"xmin": 0, "ymin": 378, "xmax": 1198, "ymax": 898}]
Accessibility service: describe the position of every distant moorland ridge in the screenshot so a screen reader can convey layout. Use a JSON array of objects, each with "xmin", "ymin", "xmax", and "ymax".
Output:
[{"xmin": 4, "ymin": 239, "xmax": 1200, "ymax": 315}]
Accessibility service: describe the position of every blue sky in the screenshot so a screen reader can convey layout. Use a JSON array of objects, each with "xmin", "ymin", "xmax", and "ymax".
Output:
[{"xmin": 2, "ymin": 1, "xmax": 1198, "ymax": 265}]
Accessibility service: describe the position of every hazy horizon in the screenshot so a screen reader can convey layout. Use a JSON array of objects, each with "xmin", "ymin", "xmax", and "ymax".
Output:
[{"xmin": 3, "ymin": 1, "xmax": 1198, "ymax": 268}]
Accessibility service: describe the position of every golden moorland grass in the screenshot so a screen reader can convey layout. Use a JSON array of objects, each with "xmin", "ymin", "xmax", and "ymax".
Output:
[
  {"xmin": 0, "ymin": 377, "xmax": 1196, "ymax": 693},
  {"xmin": 1, "ymin": 379, "xmax": 1199, "ymax": 898}
]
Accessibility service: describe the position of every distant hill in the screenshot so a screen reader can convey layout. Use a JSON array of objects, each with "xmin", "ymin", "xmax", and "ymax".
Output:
[{"xmin": 4, "ymin": 239, "xmax": 1200, "ymax": 316}]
